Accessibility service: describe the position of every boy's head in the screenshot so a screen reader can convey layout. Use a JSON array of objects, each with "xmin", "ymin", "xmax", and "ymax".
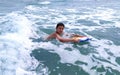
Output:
[
  {"xmin": 56, "ymin": 22, "xmax": 65, "ymax": 29},
  {"xmin": 56, "ymin": 22, "xmax": 65, "ymax": 35}
]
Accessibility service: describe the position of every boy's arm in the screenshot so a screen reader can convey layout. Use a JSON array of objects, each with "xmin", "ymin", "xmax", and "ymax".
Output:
[
  {"xmin": 46, "ymin": 33, "xmax": 55, "ymax": 40},
  {"xmin": 56, "ymin": 34, "xmax": 78, "ymax": 42},
  {"xmin": 71, "ymin": 34, "xmax": 85, "ymax": 37}
]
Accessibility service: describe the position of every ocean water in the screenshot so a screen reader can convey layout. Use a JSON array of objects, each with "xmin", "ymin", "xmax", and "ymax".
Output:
[{"xmin": 0, "ymin": 0, "xmax": 120, "ymax": 75}]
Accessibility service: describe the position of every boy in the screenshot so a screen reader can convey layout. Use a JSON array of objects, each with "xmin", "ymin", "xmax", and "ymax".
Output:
[{"xmin": 46, "ymin": 22, "xmax": 84, "ymax": 43}]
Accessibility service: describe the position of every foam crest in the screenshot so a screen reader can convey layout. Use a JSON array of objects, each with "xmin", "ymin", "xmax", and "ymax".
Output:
[
  {"xmin": 39, "ymin": 1, "xmax": 51, "ymax": 5},
  {"xmin": 25, "ymin": 5, "xmax": 40, "ymax": 11},
  {"xmin": 66, "ymin": 9, "xmax": 78, "ymax": 13},
  {"xmin": 0, "ymin": 12, "xmax": 49, "ymax": 75}
]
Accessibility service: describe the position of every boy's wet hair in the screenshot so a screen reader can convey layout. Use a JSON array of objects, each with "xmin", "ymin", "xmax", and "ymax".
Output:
[{"xmin": 56, "ymin": 22, "xmax": 65, "ymax": 28}]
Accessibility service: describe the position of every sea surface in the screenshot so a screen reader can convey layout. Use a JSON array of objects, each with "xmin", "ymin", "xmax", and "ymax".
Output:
[{"xmin": 0, "ymin": 0, "xmax": 120, "ymax": 75}]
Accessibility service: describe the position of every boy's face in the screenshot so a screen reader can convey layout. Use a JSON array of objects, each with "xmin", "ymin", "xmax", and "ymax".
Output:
[{"xmin": 56, "ymin": 26, "xmax": 64, "ymax": 34}]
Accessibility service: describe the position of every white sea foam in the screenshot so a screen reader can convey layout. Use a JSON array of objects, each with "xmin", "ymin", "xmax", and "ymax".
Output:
[
  {"xmin": 0, "ymin": 12, "xmax": 49, "ymax": 75},
  {"xmin": 66, "ymin": 9, "xmax": 78, "ymax": 13},
  {"xmin": 39, "ymin": 1, "xmax": 51, "ymax": 5}
]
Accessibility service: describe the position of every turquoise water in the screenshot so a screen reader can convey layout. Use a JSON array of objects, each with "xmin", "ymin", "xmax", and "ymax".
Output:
[{"xmin": 0, "ymin": 0, "xmax": 120, "ymax": 75}]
